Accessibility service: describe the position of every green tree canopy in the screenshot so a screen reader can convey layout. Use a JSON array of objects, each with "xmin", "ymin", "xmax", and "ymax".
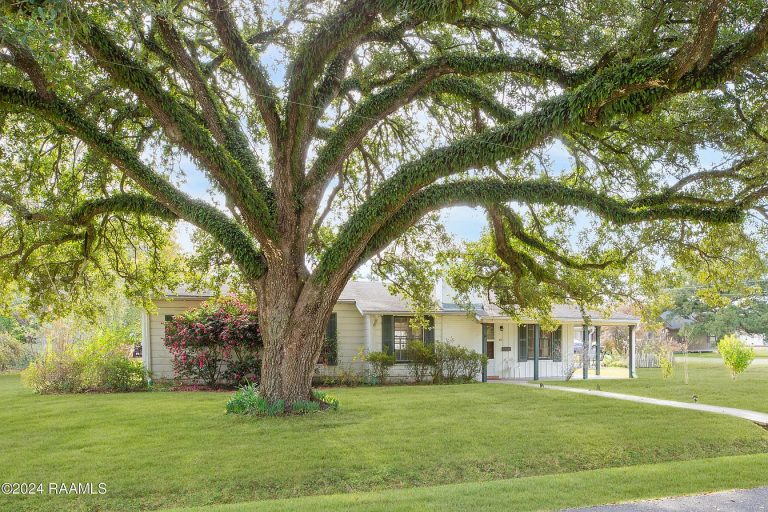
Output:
[
  {"xmin": 2, "ymin": 0, "xmax": 768, "ymax": 402},
  {"xmin": 665, "ymin": 282, "xmax": 768, "ymax": 340}
]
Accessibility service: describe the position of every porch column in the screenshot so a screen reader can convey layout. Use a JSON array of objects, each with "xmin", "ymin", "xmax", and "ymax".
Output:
[
  {"xmin": 533, "ymin": 325, "xmax": 540, "ymax": 381},
  {"xmin": 595, "ymin": 326, "xmax": 601, "ymax": 376},
  {"xmin": 628, "ymin": 324, "xmax": 636, "ymax": 379},
  {"xmin": 582, "ymin": 325, "xmax": 588, "ymax": 380},
  {"xmin": 481, "ymin": 323, "xmax": 488, "ymax": 383},
  {"xmin": 364, "ymin": 315, "xmax": 373, "ymax": 353}
]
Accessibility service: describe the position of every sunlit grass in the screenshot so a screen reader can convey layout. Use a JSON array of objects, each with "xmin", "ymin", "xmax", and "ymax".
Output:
[
  {"xmin": 1, "ymin": 373, "xmax": 767, "ymax": 511},
  {"xmin": 548, "ymin": 357, "xmax": 768, "ymax": 413}
]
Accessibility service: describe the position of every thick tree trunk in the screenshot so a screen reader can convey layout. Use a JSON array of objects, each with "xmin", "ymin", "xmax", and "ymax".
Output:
[{"xmin": 256, "ymin": 264, "xmax": 338, "ymax": 406}]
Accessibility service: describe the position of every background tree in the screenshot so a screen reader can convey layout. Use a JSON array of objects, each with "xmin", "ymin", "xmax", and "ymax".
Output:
[
  {"xmin": 664, "ymin": 280, "xmax": 768, "ymax": 341},
  {"xmin": 2, "ymin": 1, "xmax": 768, "ymax": 404}
]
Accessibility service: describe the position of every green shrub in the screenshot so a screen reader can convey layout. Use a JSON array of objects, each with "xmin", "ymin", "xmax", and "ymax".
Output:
[
  {"xmin": 406, "ymin": 341, "xmax": 434, "ymax": 383},
  {"xmin": 659, "ymin": 353, "xmax": 674, "ymax": 380},
  {"xmin": 22, "ymin": 348, "xmax": 86, "ymax": 393},
  {"xmin": 336, "ymin": 365, "xmax": 362, "ymax": 386},
  {"xmin": 99, "ymin": 357, "xmax": 146, "ymax": 392},
  {"xmin": 432, "ymin": 342, "xmax": 486, "ymax": 383},
  {"xmin": 0, "ymin": 332, "xmax": 33, "ymax": 371},
  {"xmin": 225, "ymin": 384, "xmax": 285, "ymax": 416},
  {"xmin": 226, "ymin": 386, "xmax": 339, "ymax": 415},
  {"xmin": 365, "ymin": 351, "xmax": 396, "ymax": 384},
  {"xmin": 718, "ymin": 334, "xmax": 755, "ymax": 380},
  {"xmin": 21, "ymin": 327, "xmax": 147, "ymax": 394}
]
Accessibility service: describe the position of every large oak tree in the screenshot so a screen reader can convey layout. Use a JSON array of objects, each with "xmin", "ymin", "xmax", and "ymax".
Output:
[{"xmin": 1, "ymin": 0, "xmax": 768, "ymax": 404}]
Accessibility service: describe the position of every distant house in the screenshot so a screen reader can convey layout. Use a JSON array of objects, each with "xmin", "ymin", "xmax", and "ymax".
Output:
[
  {"xmin": 142, "ymin": 280, "xmax": 640, "ymax": 382},
  {"xmin": 659, "ymin": 311, "xmax": 718, "ymax": 352}
]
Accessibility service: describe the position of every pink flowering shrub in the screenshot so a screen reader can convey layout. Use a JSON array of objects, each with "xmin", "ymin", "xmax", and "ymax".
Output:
[{"xmin": 163, "ymin": 297, "xmax": 262, "ymax": 387}]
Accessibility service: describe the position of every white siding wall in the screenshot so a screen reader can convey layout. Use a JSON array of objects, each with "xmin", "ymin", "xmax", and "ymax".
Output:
[
  {"xmin": 144, "ymin": 296, "xmax": 587, "ymax": 382},
  {"xmin": 491, "ymin": 322, "xmax": 577, "ymax": 380},
  {"xmin": 315, "ymin": 303, "xmax": 367, "ymax": 378},
  {"xmin": 146, "ymin": 298, "xmax": 206, "ymax": 379}
]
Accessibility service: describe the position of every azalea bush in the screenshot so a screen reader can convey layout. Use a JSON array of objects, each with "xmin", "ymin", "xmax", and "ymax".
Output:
[
  {"xmin": 164, "ymin": 297, "xmax": 262, "ymax": 387},
  {"xmin": 718, "ymin": 334, "xmax": 755, "ymax": 380}
]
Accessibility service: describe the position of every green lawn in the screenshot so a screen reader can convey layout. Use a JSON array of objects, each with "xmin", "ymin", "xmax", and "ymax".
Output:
[
  {"xmin": 549, "ymin": 357, "xmax": 768, "ymax": 413},
  {"xmin": 680, "ymin": 346, "xmax": 768, "ymax": 358},
  {"xmin": 162, "ymin": 453, "xmax": 768, "ymax": 512},
  {"xmin": 1, "ymin": 374, "xmax": 768, "ymax": 512}
]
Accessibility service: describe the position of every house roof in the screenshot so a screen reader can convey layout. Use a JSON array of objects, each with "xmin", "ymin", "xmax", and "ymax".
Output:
[
  {"xmin": 163, "ymin": 280, "xmax": 640, "ymax": 324},
  {"xmin": 479, "ymin": 301, "xmax": 639, "ymax": 324},
  {"xmin": 162, "ymin": 285, "xmax": 218, "ymax": 300},
  {"xmin": 340, "ymin": 281, "xmax": 639, "ymax": 324},
  {"xmin": 660, "ymin": 310, "xmax": 694, "ymax": 330}
]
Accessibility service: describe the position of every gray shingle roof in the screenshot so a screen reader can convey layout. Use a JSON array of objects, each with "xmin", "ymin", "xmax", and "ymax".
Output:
[
  {"xmin": 164, "ymin": 280, "xmax": 639, "ymax": 323},
  {"xmin": 338, "ymin": 281, "xmax": 412, "ymax": 313}
]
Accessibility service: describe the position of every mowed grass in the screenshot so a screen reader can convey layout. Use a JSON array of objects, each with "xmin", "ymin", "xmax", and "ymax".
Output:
[
  {"xmin": 162, "ymin": 453, "xmax": 768, "ymax": 512},
  {"xmin": 1, "ymin": 374, "xmax": 767, "ymax": 512},
  {"xmin": 548, "ymin": 357, "xmax": 768, "ymax": 413},
  {"xmin": 682, "ymin": 346, "xmax": 768, "ymax": 358}
]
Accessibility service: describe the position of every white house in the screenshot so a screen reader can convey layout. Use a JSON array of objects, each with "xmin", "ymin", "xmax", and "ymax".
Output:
[{"xmin": 142, "ymin": 280, "xmax": 640, "ymax": 382}]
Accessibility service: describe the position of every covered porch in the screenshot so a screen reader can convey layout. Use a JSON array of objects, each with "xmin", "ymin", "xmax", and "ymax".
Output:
[{"xmin": 478, "ymin": 305, "xmax": 640, "ymax": 382}]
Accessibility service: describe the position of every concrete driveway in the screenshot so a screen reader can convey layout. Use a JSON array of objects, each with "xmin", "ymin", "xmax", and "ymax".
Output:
[{"xmin": 564, "ymin": 486, "xmax": 768, "ymax": 511}]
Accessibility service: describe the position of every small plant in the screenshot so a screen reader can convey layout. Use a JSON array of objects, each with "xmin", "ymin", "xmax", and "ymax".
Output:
[
  {"xmin": 659, "ymin": 353, "xmax": 673, "ymax": 380},
  {"xmin": 406, "ymin": 341, "xmax": 434, "ymax": 383},
  {"xmin": 562, "ymin": 355, "xmax": 578, "ymax": 381},
  {"xmin": 313, "ymin": 389, "xmax": 340, "ymax": 410},
  {"xmin": 291, "ymin": 400, "xmax": 321, "ymax": 413},
  {"xmin": 225, "ymin": 384, "xmax": 285, "ymax": 416},
  {"xmin": 226, "ymin": 385, "xmax": 339, "ymax": 415},
  {"xmin": 365, "ymin": 351, "xmax": 396, "ymax": 384},
  {"xmin": 336, "ymin": 365, "xmax": 362, "ymax": 386},
  {"xmin": 718, "ymin": 334, "xmax": 755, "ymax": 380}
]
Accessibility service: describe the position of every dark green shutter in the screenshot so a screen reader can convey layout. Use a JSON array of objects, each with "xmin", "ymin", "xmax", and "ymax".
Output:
[
  {"xmin": 382, "ymin": 315, "xmax": 394, "ymax": 355},
  {"xmin": 324, "ymin": 313, "xmax": 338, "ymax": 365},
  {"xmin": 423, "ymin": 315, "xmax": 435, "ymax": 345},
  {"xmin": 518, "ymin": 325, "xmax": 528, "ymax": 362}
]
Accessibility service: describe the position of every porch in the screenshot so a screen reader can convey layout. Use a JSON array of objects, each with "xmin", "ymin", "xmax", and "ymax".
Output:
[{"xmin": 481, "ymin": 320, "xmax": 640, "ymax": 382}]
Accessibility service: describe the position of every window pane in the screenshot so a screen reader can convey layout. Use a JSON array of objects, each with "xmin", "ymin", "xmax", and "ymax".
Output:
[
  {"xmin": 393, "ymin": 316, "xmax": 423, "ymax": 362},
  {"xmin": 484, "ymin": 324, "xmax": 495, "ymax": 340},
  {"xmin": 486, "ymin": 341, "xmax": 495, "ymax": 360},
  {"xmin": 539, "ymin": 330, "xmax": 552, "ymax": 359}
]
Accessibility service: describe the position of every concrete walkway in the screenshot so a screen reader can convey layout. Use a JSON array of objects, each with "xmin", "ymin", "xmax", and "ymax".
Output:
[
  {"xmin": 563, "ymin": 486, "xmax": 768, "ymax": 511},
  {"xmin": 495, "ymin": 381, "xmax": 768, "ymax": 426}
]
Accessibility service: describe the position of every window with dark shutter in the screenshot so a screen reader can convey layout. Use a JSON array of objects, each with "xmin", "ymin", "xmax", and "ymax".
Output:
[
  {"xmin": 424, "ymin": 315, "xmax": 435, "ymax": 345},
  {"xmin": 321, "ymin": 313, "xmax": 338, "ymax": 366},
  {"xmin": 382, "ymin": 315, "xmax": 394, "ymax": 356},
  {"xmin": 518, "ymin": 324, "xmax": 528, "ymax": 362}
]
